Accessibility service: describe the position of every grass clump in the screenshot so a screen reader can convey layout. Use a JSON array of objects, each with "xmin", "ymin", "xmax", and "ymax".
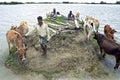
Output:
[
  {"xmin": 5, "ymin": 46, "xmax": 28, "ymax": 73},
  {"xmin": 44, "ymin": 16, "xmax": 67, "ymax": 25},
  {"xmin": 5, "ymin": 46, "xmax": 17, "ymax": 68},
  {"xmin": 56, "ymin": 16, "xmax": 66, "ymax": 23}
]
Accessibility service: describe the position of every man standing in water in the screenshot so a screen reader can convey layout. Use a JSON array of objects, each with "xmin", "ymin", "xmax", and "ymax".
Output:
[{"xmin": 26, "ymin": 16, "xmax": 56, "ymax": 56}]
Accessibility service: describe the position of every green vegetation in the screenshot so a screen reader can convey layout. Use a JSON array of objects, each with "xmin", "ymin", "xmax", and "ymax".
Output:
[
  {"xmin": 100, "ymin": 1, "xmax": 106, "ymax": 4},
  {"xmin": 25, "ymin": 2, "xmax": 36, "ymax": 4},
  {"xmin": 44, "ymin": 16, "xmax": 66, "ymax": 25},
  {"xmin": 1, "ymin": 1, "xmax": 120, "ymax": 5},
  {"xmin": 91, "ymin": 37, "xmax": 99, "ymax": 48},
  {"xmin": 0, "ymin": 1, "xmax": 24, "ymax": 5},
  {"xmin": 5, "ymin": 46, "xmax": 28, "ymax": 73},
  {"xmin": 116, "ymin": 1, "xmax": 120, "ymax": 4},
  {"xmin": 9, "ymin": 46, "xmax": 17, "ymax": 54},
  {"xmin": 5, "ymin": 46, "xmax": 17, "ymax": 68},
  {"xmin": 56, "ymin": 16, "xmax": 66, "ymax": 23}
]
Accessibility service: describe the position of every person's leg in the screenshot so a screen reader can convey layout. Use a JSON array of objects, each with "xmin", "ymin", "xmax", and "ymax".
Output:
[
  {"xmin": 44, "ymin": 45, "xmax": 47, "ymax": 55},
  {"xmin": 40, "ymin": 36, "xmax": 48, "ymax": 56},
  {"xmin": 41, "ymin": 44, "xmax": 47, "ymax": 56}
]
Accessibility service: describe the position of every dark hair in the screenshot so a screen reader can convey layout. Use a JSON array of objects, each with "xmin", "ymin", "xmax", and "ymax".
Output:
[
  {"xmin": 57, "ymin": 12, "xmax": 60, "ymax": 15},
  {"xmin": 37, "ymin": 16, "xmax": 42, "ymax": 20}
]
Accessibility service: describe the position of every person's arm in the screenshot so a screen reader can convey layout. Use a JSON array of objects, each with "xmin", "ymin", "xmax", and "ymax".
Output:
[
  {"xmin": 49, "ymin": 27, "xmax": 57, "ymax": 37},
  {"xmin": 25, "ymin": 26, "xmax": 37, "ymax": 36},
  {"xmin": 49, "ymin": 27, "xmax": 57, "ymax": 33},
  {"xmin": 46, "ymin": 24, "xmax": 51, "ymax": 41}
]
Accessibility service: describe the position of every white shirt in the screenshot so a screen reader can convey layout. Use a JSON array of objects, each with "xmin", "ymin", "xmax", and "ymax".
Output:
[{"xmin": 26, "ymin": 22, "xmax": 56, "ymax": 41}]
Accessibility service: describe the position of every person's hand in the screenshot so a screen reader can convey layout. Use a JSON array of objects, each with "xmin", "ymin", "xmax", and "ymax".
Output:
[{"xmin": 24, "ymin": 35, "xmax": 29, "ymax": 39}]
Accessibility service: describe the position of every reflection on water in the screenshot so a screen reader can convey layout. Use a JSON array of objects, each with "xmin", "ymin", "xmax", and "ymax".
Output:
[{"xmin": 0, "ymin": 4, "xmax": 120, "ymax": 80}]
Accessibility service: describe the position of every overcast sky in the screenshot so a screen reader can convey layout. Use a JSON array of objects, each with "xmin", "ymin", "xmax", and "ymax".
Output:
[{"xmin": 0, "ymin": 0, "xmax": 118, "ymax": 3}]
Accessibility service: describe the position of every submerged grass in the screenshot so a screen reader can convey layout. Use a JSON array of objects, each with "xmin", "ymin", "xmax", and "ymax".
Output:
[
  {"xmin": 5, "ymin": 46, "xmax": 29, "ymax": 74},
  {"xmin": 44, "ymin": 16, "xmax": 66, "ymax": 25},
  {"xmin": 56, "ymin": 16, "xmax": 66, "ymax": 23},
  {"xmin": 5, "ymin": 46, "xmax": 17, "ymax": 67}
]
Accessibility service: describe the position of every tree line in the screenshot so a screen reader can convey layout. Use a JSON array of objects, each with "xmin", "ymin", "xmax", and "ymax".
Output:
[{"xmin": 0, "ymin": 1, "xmax": 120, "ymax": 5}]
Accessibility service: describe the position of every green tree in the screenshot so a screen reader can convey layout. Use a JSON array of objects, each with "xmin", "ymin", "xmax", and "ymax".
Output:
[
  {"xmin": 116, "ymin": 1, "xmax": 120, "ymax": 4},
  {"xmin": 100, "ymin": 1, "xmax": 106, "ymax": 4}
]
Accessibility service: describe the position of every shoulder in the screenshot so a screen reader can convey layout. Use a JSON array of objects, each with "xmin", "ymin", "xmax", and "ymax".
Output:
[
  {"xmin": 43, "ymin": 22, "xmax": 48, "ymax": 27},
  {"xmin": 43, "ymin": 22, "xmax": 48, "ymax": 25},
  {"xmin": 34, "ymin": 23, "xmax": 39, "ymax": 27}
]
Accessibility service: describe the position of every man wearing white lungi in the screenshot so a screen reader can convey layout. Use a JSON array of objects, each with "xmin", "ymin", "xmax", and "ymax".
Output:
[{"xmin": 26, "ymin": 16, "xmax": 56, "ymax": 56}]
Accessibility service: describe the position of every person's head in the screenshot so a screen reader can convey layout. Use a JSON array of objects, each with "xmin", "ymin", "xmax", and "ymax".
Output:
[
  {"xmin": 57, "ymin": 12, "xmax": 60, "ymax": 15},
  {"xmin": 37, "ymin": 16, "xmax": 43, "ymax": 26},
  {"xmin": 70, "ymin": 11, "xmax": 72, "ymax": 14},
  {"xmin": 53, "ymin": 8, "xmax": 56, "ymax": 13}
]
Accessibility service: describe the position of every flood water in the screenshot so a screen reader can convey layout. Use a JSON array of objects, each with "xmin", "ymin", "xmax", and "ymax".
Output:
[{"xmin": 0, "ymin": 4, "xmax": 120, "ymax": 80}]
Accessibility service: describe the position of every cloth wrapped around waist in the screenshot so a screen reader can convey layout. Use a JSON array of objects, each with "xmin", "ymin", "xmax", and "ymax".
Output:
[{"xmin": 39, "ymin": 35, "xmax": 48, "ymax": 45}]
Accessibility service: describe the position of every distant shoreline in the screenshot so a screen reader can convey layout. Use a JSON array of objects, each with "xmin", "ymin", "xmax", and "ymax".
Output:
[{"xmin": 0, "ymin": 1, "xmax": 120, "ymax": 5}]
